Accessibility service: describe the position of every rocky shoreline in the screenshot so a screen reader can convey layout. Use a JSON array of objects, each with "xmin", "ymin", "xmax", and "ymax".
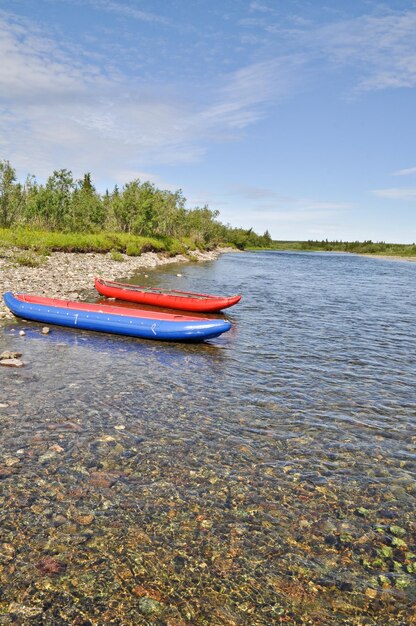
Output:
[{"xmin": 0, "ymin": 247, "xmax": 233, "ymax": 321}]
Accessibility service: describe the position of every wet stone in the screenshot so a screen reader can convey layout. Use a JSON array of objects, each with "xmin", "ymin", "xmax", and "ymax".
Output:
[
  {"xmin": 138, "ymin": 597, "xmax": 164, "ymax": 616},
  {"xmin": 4, "ymin": 457, "xmax": 20, "ymax": 467},
  {"xmin": 75, "ymin": 514, "xmax": 95, "ymax": 526},
  {"xmin": 89, "ymin": 472, "xmax": 117, "ymax": 488},
  {"xmin": 1, "ymin": 543, "xmax": 15, "ymax": 561},
  {"xmin": 36, "ymin": 556, "xmax": 67, "ymax": 576},
  {"xmin": 0, "ymin": 358, "xmax": 24, "ymax": 367}
]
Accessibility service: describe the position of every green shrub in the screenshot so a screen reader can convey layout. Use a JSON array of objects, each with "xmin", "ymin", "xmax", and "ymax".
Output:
[
  {"xmin": 110, "ymin": 249, "xmax": 124, "ymax": 262},
  {"xmin": 125, "ymin": 241, "xmax": 142, "ymax": 256}
]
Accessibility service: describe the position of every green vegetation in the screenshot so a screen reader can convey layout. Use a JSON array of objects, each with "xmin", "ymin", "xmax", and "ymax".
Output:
[
  {"xmin": 267, "ymin": 239, "xmax": 416, "ymax": 257},
  {"xmin": 1, "ymin": 160, "xmax": 414, "ymax": 257},
  {"xmin": 0, "ymin": 160, "xmax": 272, "ymax": 252},
  {"xmin": 110, "ymin": 249, "xmax": 125, "ymax": 262},
  {"xmin": 10, "ymin": 249, "xmax": 47, "ymax": 267},
  {"xmin": 0, "ymin": 227, "xmax": 173, "ymax": 254}
]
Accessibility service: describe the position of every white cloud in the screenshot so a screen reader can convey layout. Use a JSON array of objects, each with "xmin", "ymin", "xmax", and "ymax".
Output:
[
  {"xmin": 393, "ymin": 166, "xmax": 416, "ymax": 176},
  {"xmin": 0, "ymin": 14, "xmax": 102, "ymax": 102},
  {"xmin": 249, "ymin": 2, "xmax": 275, "ymax": 14},
  {"xmin": 312, "ymin": 9, "xmax": 416, "ymax": 92},
  {"xmin": 0, "ymin": 10, "xmax": 298, "ymax": 182},
  {"xmin": 79, "ymin": 0, "xmax": 168, "ymax": 24},
  {"xmin": 240, "ymin": 6, "xmax": 416, "ymax": 94},
  {"xmin": 372, "ymin": 187, "xmax": 416, "ymax": 200}
]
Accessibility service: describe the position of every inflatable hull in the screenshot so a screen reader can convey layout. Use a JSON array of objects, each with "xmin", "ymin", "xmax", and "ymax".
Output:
[
  {"xmin": 95, "ymin": 277, "xmax": 241, "ymax": 312},
  {"xmin": 3, "ymin": 292, "xmax": 232, "ymax": 342}
]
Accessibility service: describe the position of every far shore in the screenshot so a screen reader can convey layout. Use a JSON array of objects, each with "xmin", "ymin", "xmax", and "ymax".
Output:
[
  {"xmin": 356, "ymin": 253, "xmax": 416, "ymax": 262},
  {"xmin": 0, "ymin": 247, "xmax": 234, "ymax": 321},
  {"xmin": 268, "ymin": 248, "xmax": 416, "ymax": 262}
]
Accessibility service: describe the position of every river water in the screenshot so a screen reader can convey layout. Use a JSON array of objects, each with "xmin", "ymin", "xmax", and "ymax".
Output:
[{"xmin": 0, "ymin": 251, "xmax": 415, "ymax": 625}]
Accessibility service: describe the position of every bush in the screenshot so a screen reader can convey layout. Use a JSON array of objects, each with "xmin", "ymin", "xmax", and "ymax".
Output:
[{"xmin": 110, "ymin": 249, "xmax": 124, "ymax": 262}]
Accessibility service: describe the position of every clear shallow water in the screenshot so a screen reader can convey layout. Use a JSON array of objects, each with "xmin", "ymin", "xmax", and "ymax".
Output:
[{"xmin": 0, "ymin": 251, "xmax": 415, "ymax": 625}]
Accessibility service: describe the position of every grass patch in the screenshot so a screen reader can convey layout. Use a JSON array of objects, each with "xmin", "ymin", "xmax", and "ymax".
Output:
[
  {"xmin": 11, "ymin": 250, "xmax": 46, "ymax": 267},
  {"xmin": 110, "ymin": 249, "xmax": 125, "ymax": 262},
  {"xmin": 0, "ymin": 228, "xmax": 184, "ymax": 256}
]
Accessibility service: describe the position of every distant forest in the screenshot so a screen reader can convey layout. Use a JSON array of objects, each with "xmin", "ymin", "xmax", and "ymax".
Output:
[
  {"xmin": 0, "ymin": 160, "xmax": 272, "ymax": 250},
  {"xmin": 271, "ymin": 239, "xmax": 416, "ymax": 256}
]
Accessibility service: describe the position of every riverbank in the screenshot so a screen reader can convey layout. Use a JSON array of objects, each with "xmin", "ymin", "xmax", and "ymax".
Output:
[
  {"xmin": 357, "ymin": 253, "xmax": 416, "ymax": 262},
  {"xmin": 266, "ymin": 241, "xmax": 416, "ymax": 257},
  {"xmin": 0, "ymin": 247, "xmax": 233, "ymax": 320}
]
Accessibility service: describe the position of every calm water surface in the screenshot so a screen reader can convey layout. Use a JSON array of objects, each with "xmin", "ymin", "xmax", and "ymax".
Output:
[{"xmin": 0, "ymin": 251, "xmax": 415, "ymax": 625}]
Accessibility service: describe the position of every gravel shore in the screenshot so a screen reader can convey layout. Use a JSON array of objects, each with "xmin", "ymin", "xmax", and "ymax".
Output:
[{"xmin": 0, "ymin": 247, "xmax": 232, "ymax": 321}]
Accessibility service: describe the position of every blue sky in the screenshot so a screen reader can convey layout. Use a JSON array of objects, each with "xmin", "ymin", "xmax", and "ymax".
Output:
[{"xmin": 1, "ymin": 0, "xmax": 416, "ymax": 242}]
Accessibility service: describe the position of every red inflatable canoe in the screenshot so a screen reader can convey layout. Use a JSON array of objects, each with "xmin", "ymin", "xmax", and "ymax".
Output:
[{"xmin": 95, "ymin": 277, "xmax": 242, "ymax": 312}]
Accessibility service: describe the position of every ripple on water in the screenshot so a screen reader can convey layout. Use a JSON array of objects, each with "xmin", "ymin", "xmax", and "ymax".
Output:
[{"xmin": 0, "ymin": 251, "xmax": 415, "ymax": 624}]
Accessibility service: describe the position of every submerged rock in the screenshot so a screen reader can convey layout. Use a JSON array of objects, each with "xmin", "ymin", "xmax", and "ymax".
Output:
[
  {"xmin": 89, "ymin": 471, "xmax": 117, "ymax": 488},
  {"xmin": 138, "ymin": 597, "xmax": 164, "ymax": 616},
  {"xmin": 75, "ymin": 514, "xmax": 95, "ymax": 526},
  {"xmin": 36, "ymin": 556, "xmax": 67, "ymax": 576}
]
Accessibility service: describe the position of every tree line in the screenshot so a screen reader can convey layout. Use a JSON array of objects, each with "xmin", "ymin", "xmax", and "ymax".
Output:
[
  {"xmin": 278, "ymin": 239, "xmax": 416, "ymax": 255},
  {"xmin": 0, "ymin": 160, "xmax": 272, "ymax": 250}
]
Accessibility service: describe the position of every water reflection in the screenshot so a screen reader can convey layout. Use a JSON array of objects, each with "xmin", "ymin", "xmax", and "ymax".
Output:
[{"xmin": 3, "ymin": 322, "xmax": 229, "ymax": 362}]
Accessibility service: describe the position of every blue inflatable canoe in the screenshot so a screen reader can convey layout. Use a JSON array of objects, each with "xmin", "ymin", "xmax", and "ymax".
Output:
[{"xmin": 3, "ymin": 292, "xmax": 232, "ymax": 342}]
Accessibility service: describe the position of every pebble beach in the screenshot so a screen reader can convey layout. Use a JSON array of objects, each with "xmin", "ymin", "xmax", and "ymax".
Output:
[{"xmin": 0, "ymin": 247, "xmax": 231, "ymax": 321}]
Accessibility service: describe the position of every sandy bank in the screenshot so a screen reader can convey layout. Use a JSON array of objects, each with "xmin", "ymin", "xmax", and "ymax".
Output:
[
  {"xmin": 356, "ymin": 253, "xmax": 416, "ymax": 263},
  {"xmin": 0, "ymin": 247, "xmax": 234, "ymax": 320}
]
